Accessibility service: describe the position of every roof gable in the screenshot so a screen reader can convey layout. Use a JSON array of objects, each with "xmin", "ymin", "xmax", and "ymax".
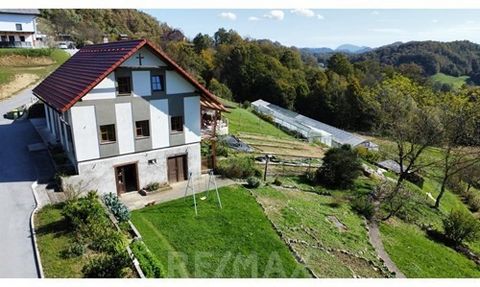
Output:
[{"xmin": 33, "ymin": 39, "xmax": 225, "ymax": 112}]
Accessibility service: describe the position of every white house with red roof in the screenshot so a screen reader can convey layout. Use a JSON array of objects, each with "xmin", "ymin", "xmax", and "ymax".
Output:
[
  {"xmin": 33, "ymin": 39, "xmax": 226, "ymax": 195},
  {"xmin": 0, "ymin": 9, "xmax": 42, "ymax": 48}
]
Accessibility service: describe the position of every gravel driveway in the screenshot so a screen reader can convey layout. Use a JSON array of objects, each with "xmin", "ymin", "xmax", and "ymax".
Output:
[{"xmin": 0, "ymin": 88, "xmax": 41, "ymax": 278}]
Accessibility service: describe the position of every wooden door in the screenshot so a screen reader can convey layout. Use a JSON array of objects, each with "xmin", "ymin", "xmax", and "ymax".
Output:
[
  {"xmin": 115, "ymin": 166, "xmax": 126, "ymax": 195},
  {"xmin": 167, "ymin": 155, "xmax": 187, "ymax": 183}
]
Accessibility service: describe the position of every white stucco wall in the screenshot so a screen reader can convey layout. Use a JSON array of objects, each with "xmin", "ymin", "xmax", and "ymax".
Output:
[
  {"xmin": 132, "ymin": 70, "xmax": 152, "ymax": 97},
  {"xmin": 115, "ymin": 103, "xmax": 135, "ymax": 154},
  {"xmin": 0, "ymin": 14, "xmax": 35, "ymax": 32},
  {"xmin": 184, "ymin": 96, "xmax": 201, "ymax": 143},
  {"xmin": 63, "ymin": 142, "xmax": 201, "ymax": 195},
  {"xmin": 165, "ymin": 70, "xmax": 195, "ymax": 94},
  {"xmin": 70, "ymin": 106, "xmax": 100, "ymax": 161},
  {"xmin": 120, "ymin": 47, "xmax": 166, "ymax": 68},
  {"xmin": 150, "ymin": 99, "xmax": 170, "ymax": 149},
  {"xmin": 82, "ymin": 73, "xmax": 116, "ymax": 100}
]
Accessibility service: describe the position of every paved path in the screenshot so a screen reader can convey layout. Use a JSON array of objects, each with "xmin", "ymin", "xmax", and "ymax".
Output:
[
  {"xmin": 367, "ymin": 221, "xmax": 406, "ymax": 278},
  {"xmin": 0, "ymin": 88, "xmax": 41, "ymax": 278}
]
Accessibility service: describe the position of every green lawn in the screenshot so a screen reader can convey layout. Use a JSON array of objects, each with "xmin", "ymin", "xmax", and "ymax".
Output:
[
  {"xmin": 35, "ymin": 204, "xmax": 88, "ymax": 278},
  {"xmin": 252, "ymin": 180, "xmax": 388, "ymax": 278},
  {"xmin": 380, "ymin": 219, "xmax": 480, "ymax": 278},
  {"xmin": 430, "ymin": 73, "xmax": 469, "ymax": 90},
  {"xmin": 223, "ymin": 105, "xmax": 294, "ymax": 140},
  {"xmin": 130, "ymin": 185, "xmax": 309, "ymax": 278}
]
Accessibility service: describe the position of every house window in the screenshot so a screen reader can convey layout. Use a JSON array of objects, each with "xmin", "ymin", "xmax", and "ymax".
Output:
[
  {"xmin": 100, "ymin": 124, "xmax": 116, "ymax": 143},
  {"xmin": 151, "ymin": 75, "xmax": 164, "ymax": 91},
  {"xmin": 19, "ymin": 36, "xmax": 25, "ymax": 42},
  {"xmin": 1, "ymin": 36, "xmax": 6, "ymax": 42},
  {"xmin": 135, "ymin": 120, "xmax": 150, "ymax": 138},
  {"xmin": 15, "ymin": 24, "xmax": 22, "ymax": 31},
  {"xmin": 117, "ymin": 76, "xmax": 131, "ymax": 95},
  {"xmin": 171, "ymin": 116, "xmax": 183, "ymax": 132},
  {"xmin": 8, "ymin": 36, "xmax": 14, "ymax": 43}
]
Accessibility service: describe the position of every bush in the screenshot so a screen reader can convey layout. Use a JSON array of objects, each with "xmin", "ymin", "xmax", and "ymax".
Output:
[
  {"xmin": 144, "ymin": 182, "xmax": 160, "ymax": 192},
  {"xmin": 217, "ymin": 157, "xmax": 258, "ymax": 179},
  {"xmin": 316, "ymin": 145, "xmax": 362, "ymax": 189},
  {"xmin": 467, "ymin": 194, "xmax": 480, "ymax": 212},
  {"xmin": 241, "ymin": 100, "xmax": 251, "ymax": 109},
  {"xmin": 82, "ymin": 250, "xmax": 130, "ymax": 278},
  {"xmin": 62, "ymin": 191, "xmax": 104, "ymax": 230},
  {"xmin": 355, "ymin": 146, "xmax": 381, "ymax": 163},
  {"xmin": 443, "ymin": 209, "xmax": 480, "ymax": 246},
  {"xmin": 351, "ymin": 196, "xmax": 375, "ymax": 219},
  {"xmin": 89, "ymin": 224, "xmax": 126, "ymax": 254},
  {"xmin": 273, "ymin": 177, "xmax": 282, "ymax": 186},
  {"xmin": 61, "ymin": 242, "xmax": 85, "ymax": 259},
  {"xmin": 131, "ymin": 240, "xmax": 163, "ymax": 278},
  {"xmin": 246, "ymin": 176, "xmax": 260, "ymax": 188},
  {"xmin": 103, "ymin": 193, "xmax": 131, "ymax": 222}
]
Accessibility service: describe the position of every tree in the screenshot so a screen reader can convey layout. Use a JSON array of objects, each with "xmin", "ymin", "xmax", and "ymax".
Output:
[
  {"xmin": 443, "ymin": 209, "xmax": 480, "ymax": 246},
  {"xmin": 327, "ymin": 53, "xmax": 354, "ymax": 77},
  {"xmin": 434, "ymin": 93, "xmax": 480, "ymax": 208},
  {"xmin": 315, "ymin": 145, "xmax": 362, "ymax": 189},
  {"xmin": 208, "ymin": 78, "xmax": 233, "ymax": 101},
  {"xmin": 193, "ymin": 33, "xmax": 214, "ymax": 53},
  {"xmin": 374, "ymin": 76, "xmax": 443, "ymax": 219}
]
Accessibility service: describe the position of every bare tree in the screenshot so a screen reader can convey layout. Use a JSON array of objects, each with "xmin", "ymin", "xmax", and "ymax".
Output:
[{"xmin": 435, "ymin": 95, "xmax": 480, "ymax": 208}]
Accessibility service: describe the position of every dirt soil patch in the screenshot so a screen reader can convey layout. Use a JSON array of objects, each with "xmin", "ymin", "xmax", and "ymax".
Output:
[
  {"xmin": 0, "ymin": 73, "xmax": 39, "ymax": 100},
  {"xmin": 0, "ymin": 55, "xmax": 54, "ymax": 66}
]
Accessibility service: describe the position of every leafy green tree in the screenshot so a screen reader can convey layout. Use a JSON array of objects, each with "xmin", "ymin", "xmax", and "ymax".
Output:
[
  {"xmin": 327, "ymin": 53, "xmax": 354, "ymax": 77},
  {"xmin": 315, "ymin": 145, "xmax": 362, "ymax": 189},
  {"xmin": 208, "ymin": 78, "xmax": 233, "ymax": 101},
  {"xmin": 193, "ymin": 33, "xmax": 214, "ymax": 53}
]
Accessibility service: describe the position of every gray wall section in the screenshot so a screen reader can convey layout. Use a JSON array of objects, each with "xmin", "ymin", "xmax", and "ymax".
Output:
[{"xmin": 74, "ymin": 89, "xmax": 199, "ymax": 161}]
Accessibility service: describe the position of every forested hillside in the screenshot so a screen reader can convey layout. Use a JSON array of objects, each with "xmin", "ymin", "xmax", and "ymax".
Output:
[
  {"xmin": 38, "ymin": 10, "xmax": 480, "ymax": 144},
  {"xmin": 354, "ymin": 40, "xmax": 480, "ymax": 78}
]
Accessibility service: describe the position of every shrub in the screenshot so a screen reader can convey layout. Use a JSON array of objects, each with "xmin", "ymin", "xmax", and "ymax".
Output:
[
  {"xmin": 468, "ymin": 194, "xmax": 480, "ymax": 212},
  {"xmin": 273, "ymin": 177, "xmax": 282, "ymax": 186},
  {"xmin": 443, "ymin": 209, "xmax": 480, "ymax": 246},
  {"xmin": 131, "ymin": 240, "xmax": 163, "ymax": 278},
  {"xmin": 103, "ymin": 193, "xmax": 131, "ymax": 222},
  {"xmin": 246, "ymin": 176, "xmax": 261, "ymax": 188},
  {"xmin": 144, "ymin": 182, "xmax": 160, "ymax": 192},
  {"xmin": 61, "ymin": 242, "xmax": 85, "ymax": 259},
  {"xmin": 355, "ymin": 146, "xmax": 381, "ymax": 163},
  {"xmin": 62, "ymin": 191, "xmax": 104, "ymax": 230},
  {"xmin": 89, "ymin": 224, "xmax": 126, "ymax": 254},
  {"xmin": 351, "ymin": 196, "xmax": 375, "ymax": 219},
  {"xmin": 82, "ymin": 250, "xmax": 130, "ymax": 278},
  {"xmin": 241, "ymin": 100, "xmax": 251, "ymax": 109},
  {"xmin": 316, "ymin": 145, "xmax": 362, "ymax": 189},
  {"xmin": 217, "ymin": 156, "xmax": 258, "ymax": 179}
]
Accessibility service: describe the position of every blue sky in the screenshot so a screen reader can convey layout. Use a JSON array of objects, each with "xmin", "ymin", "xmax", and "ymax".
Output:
[{"xmin": 144, "ymin": 9, "xmax": 480, "ymax": 48}]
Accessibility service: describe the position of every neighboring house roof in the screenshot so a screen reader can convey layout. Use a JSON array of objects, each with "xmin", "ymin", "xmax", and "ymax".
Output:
[
  {"xmin": 0, "ymin": 9, "xmax": 40, "ymax": 15},
  {"xmin": 33, "ymin": 39, "xmax": 226, "ymax": 113},
  {"xmin": 251, "ymin": 99, "xmax": 367, "ymax": 147},
  {"xmin": 377, "ymin": 160, "xmax": 404, "ymax": 174}
]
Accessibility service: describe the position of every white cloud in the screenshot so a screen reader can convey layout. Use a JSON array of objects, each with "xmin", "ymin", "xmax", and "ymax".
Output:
[
  {"xmin": 248, "ymin": 16, "xmax": 260, "ymax": 21},
  {"xmin": 219, "ymin": 12, "xmax": 237, "ymax": 21},
  {"xmin": 263, "ymin": 10, "xmax": 285, "ymax": 21},
  {"xmin": 317, "ymin": 14, "xmax": 325, "ymax": 20},
  {"xmin": 290, "ymin": 9, "xmax": 315, "ymax": 18}
]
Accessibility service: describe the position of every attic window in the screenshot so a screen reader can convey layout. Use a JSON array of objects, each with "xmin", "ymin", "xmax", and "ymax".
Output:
[
  {"xmin": 15, "ymin": 24, "xmax": 22, "ymax": 31},
  {"xmin": 151, "ymin": 75, "xmax": 164, "ymax": 91},
  {"xmin": 117, "ymin": 76, "xmax": 131, "ymax": 95}
]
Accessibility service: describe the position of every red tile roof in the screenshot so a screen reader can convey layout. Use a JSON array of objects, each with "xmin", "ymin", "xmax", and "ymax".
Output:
[{"xmin": 33, "ymin": 39, "xmax": 226, "ymax": 113}]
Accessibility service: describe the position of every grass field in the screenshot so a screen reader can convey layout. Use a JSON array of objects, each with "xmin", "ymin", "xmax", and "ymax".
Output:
[
  {"xmin": 380, "ymin": 219, "xmax": 480, "ymax": 278},
  {"xmin": 430, "ymin": 73, "xmax": 469, "ymax": 90},
  {"xmin": 35, "ymin": 204, "xmax": 88, "ymax": 278},
  {"xmin": 223, "ymin": 105, "xmax": 294, "ymax": 140},
  {"xmin": 130, "ymin": 185, "xmax": 310, "ymax": 278},
  {"xmin": 252, "ymin": 180, "xmax": 388, "ymax": 278}
]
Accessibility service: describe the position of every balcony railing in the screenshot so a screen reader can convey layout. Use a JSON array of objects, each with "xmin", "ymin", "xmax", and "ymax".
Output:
[{"xmin": 201, "ymin": 117, "xmax": 229, "ymax": 139}]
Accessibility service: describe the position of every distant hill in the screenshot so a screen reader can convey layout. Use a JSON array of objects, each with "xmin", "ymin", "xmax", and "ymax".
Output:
[
  {"xmin": 336, "ymin": 44, "xmax": 372, "ymax": 54},
  {"xmin": 354, "ymin": 40, "xmax": 480, "ymax": 77}
]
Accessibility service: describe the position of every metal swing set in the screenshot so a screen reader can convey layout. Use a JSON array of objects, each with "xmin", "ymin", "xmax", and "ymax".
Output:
[{"xmin": 184, "ymin": 170, "xmax": 222, "ymax": 216}]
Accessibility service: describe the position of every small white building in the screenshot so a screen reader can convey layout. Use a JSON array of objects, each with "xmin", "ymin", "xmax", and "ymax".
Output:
[
  {"xmin": 33, "ymin": 39, "xmax": 226, "ymax": 195},
  {"xmin": 251, "ymin": 99, "xmax": 377, "ymax": 150},
  {"xmin": 0, "ymin": 9, "xmax": 42, "ymax": 48}
]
